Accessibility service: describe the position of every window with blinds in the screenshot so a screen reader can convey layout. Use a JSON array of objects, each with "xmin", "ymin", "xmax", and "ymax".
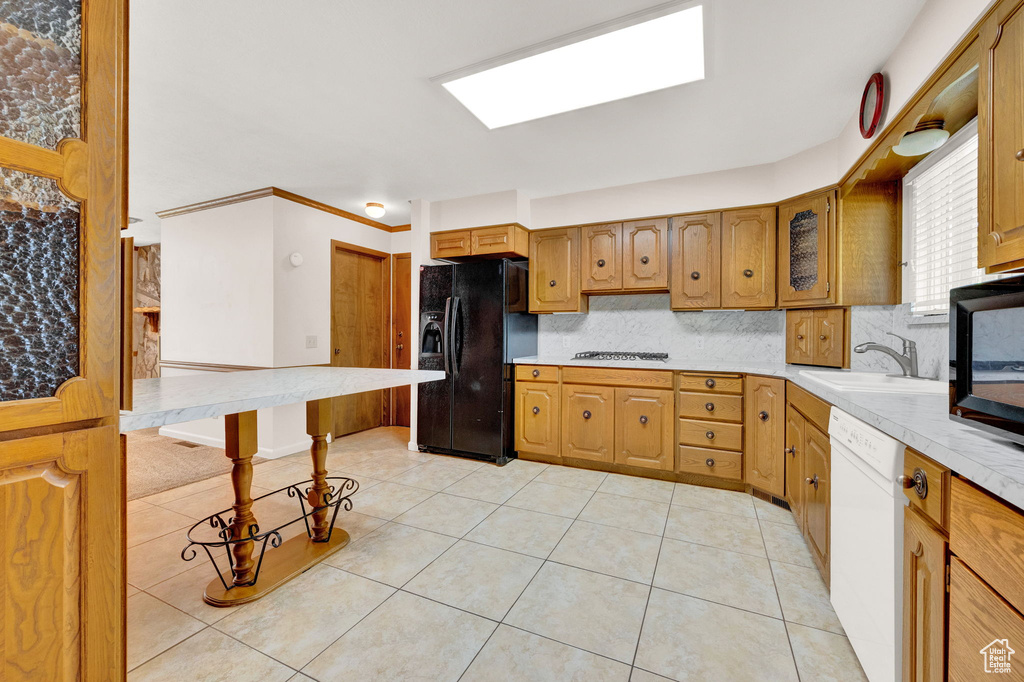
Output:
[{"xmin": 902, "ymin": 118, "xmax": 998, "ymax": 315}]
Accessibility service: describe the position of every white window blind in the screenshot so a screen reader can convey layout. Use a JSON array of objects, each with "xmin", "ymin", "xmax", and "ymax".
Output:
[{"xmin": 902, "ymin": 118, "xmax": 999, "ymax": 315}]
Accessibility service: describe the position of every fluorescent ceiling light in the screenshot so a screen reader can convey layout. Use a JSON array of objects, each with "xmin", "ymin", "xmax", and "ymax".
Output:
[{"xmin": 441, "ymin": 4, "xmax": 705, "ymax": 129}]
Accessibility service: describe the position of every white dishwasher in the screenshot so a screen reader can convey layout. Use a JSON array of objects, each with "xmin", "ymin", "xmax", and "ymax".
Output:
[{"xmin": 828, "ymin": 407, "xmax": 907, "ymax": 682}]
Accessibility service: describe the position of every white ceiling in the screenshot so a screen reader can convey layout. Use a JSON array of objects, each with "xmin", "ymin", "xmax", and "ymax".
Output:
[{"xmin": 127, "ymin": 0, "xmax": 926, "ymax": 240}]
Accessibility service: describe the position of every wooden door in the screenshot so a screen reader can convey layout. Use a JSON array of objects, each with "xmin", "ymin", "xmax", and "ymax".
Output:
[
  {"xmin": 622, "ymin": 218, "xmax": 669, "ymax": 290},
  {"xmin": 515, "ymin": 382, "xmax": 560, "ymax": 456},
  {"xmin": 391, "ymin": 253, "xmax": 412, "ymax": 426},
  {"xmin": 529, "ymin": 227, "xmax": 585, "ymax": 313},
  {"xmin": 785, "ymin": 406, "xmax": 806, "ymax": 523},
  {"xmin": 778, "ymin": 190, "xmax": 835, "ymax": 306},
  {"xmin": 0, "ymin": 0, "xmax": 127, "ymax": 677},
  {"xmin": 581, "ymin": 223, "xmax": 622, "ymax": 292},
  {"xmin": 813, "ymin": 309, "xmax": 846, "ymax": 368},
  {"xmin": 614, "ymin": 388, "xmax": 673, "ymax": 470},
  {"xmin": 561, "ymin": 384, "xmax": 615, "ymax": 462},
  {"xmin": 786, "ymin": 311, "xmax": 815, "ymax": 365},
  {"xmin": 670, "ymin": 213, "xmax": 721, "ymax": 310},
  {"xmin": 903, "ymin": 507, "xmax": 948, "ymax": 682},
  {"xmin": 948, "ymin": 557, "xmax": 1024, "ymax": 680},
  {"xmin": 721, "ymin": 208, "xmax": 777, "ymax": 308},
  {"xmin": 744, "ymin": 376, "xmax": 786, "ymax": 497},
  {"xmin": 803, "ymin": 423, "xmax": 831, "ymax": 583},
  {"xmin": 978, "ymin": 1, "xmax": 1024, "ymax": 273},
  {"xmin": 331, "ymin": 241, "xmax": 389, "ymax": 436}
]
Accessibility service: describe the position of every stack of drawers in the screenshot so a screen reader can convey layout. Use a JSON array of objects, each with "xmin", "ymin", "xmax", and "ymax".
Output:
[{"xmin": 675, "ymin": 373, "xmax": 744, "ymax": 480}]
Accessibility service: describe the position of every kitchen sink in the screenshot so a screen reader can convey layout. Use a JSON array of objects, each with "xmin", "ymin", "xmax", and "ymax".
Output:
[{"xmin": 799, "ymin": 370, "xmax": 947, "ymax": 395}]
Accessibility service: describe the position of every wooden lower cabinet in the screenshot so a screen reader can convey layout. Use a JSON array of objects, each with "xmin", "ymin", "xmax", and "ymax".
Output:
[
  {"xmin": 785, "ymin": 405, "xmax": 806, "ymax": 518},
  {"xmin": 744, "ymin": 376, "xmax": 786, "ymax": 497},
  {"xmin": 802, "ymin": 423, "xmax": 831, "ymax": 582},
  {"xmin": 615, "ymin": 388, "xmax": 673, "ymax": 470},
  {"xmin": 562, "ymin": 385, "xmax": 615, "ymax": 463},
  {"xmin": 903, "ymin": 506, "xmax": 948, "ymax": 682},
  {"xmin": 948, "ymin": 557, "xmax": 1024, "ymax": 680},
  {"xmin": 515, "ymin": 382, "xmax": 560, "ymax": 456}
]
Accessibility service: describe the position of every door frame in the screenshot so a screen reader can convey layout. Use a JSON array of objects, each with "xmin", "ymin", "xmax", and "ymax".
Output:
[
  {"xmin": 329, "ymin": 240, "xmax": 391, "ymax": 429},
  {"xmin": 390, "ymin": 252, "xmax": 412, "ymax": 426}
]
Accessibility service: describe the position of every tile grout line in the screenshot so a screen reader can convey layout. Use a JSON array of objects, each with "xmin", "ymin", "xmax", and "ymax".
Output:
[{"xmin": 754, "ymin": 504, "xmax": 804, "ymax": 682}]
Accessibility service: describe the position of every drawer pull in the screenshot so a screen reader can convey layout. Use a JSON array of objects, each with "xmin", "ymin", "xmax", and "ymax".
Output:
[
  {"xmin": 705, "ymin": 458, "xmax": 716, "ymax": 467},
  {"xmin": 549, "ymin": 280, "xmax": 557, "ymax": 287},
  {"xmin": 705, "ymin": 378, "xmax": 716, "ymax": 389},
  {"xmin": 532, "ymin": 369, "xmax": 540, "ymax": 378},
  {"xmin": 583, "ymin": 410, "xmax": 592, "ymax": 420},
  {"xmin": 743, "ymin": 269, "xmax": 754, "ymax": 278},
  {"xmin": 705, "ymin": 402, "xmax": 715, "ymax": 412},
  {"xmin": 897, "ymin": 468, "xmax": 929, "ymax": 500},
  {"xmin": 758, "ymin": 410, "xmax": 769, "ymax": 422},
  {"xmin": 1017, "ymin": 148, "xmax": 1024, "ymax": 161},
  {"xmin": 640, "ymin": 256, "xmax": 650, "ymax": 265},
  {"xmin": 705, "ymin": 430, "xmax": 715, "ymax": 440},
  {"xmin": 805, "ymin": 474, "xmax": 819, "ymax": 490},
  {"xmin": 532, "ymin": 406, "xmax": 540, "ymax": 415},
  {"xmin": 640, "ymin": 415, "xmax": 649, "ymax": 425},
  {"xmin": 691, "ymin": 271, "xmax": 701, "ymax": 280},
  {"xmin": 597, "ymin": 259, "xmax": 606, "ymax": 267}
]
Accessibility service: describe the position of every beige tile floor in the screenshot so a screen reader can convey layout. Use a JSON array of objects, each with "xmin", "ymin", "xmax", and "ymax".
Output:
[{"xmin": 127, "ymin": 426, "xmax": 868, "ymax": 681}]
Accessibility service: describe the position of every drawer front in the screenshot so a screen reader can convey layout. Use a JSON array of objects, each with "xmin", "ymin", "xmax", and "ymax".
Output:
[
  {"xmin": 676, "ymin": 445, "xmax": 742, "ymax": 480},
  {"xmin": 561, "ymin": 366, "xmax": 673, "ymax": 389},
  {"xmin": 903, "ymin": 448, "xmax": 950, "ymax": 532},
  {"xmin": 677, "ymin": 391, "xmax": 743, "ymax": 423},
  {"xmin": 430, "ymin": 230, "xmax": 472, "ymax": 259},
  {"xmin": 678, "ymin": 418, "xmax": 743, "ymax": 451},
  {"xmin": 516, "ymin": 365, "xmax": 559, "ymax": 383},
  {"xmin": 676, "ymin": 373, "xmax": 744, "ymax": 395},
  {"xmin": 950, "ymin": 477, "xmax": 1024, "ymax": 615},
  {"xmin": 948, "ymin": 557, "xmax": 1024, "ymax": 681}
]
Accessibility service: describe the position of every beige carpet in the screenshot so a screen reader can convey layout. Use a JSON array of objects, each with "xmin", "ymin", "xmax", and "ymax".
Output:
[{"xmin": 126, "ymin": 428, "xmax": 265, "ymax": 500}]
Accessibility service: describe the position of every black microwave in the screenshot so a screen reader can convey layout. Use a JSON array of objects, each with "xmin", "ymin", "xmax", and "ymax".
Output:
[{"xmin": 950, "ymin": 274, "xmax": 1024, "ymax": 444}]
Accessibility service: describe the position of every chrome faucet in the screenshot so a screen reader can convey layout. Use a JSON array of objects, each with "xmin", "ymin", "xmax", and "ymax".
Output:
[{"xmin": 854, "ymin": 332, "xmax": 920, "ymax": 378}]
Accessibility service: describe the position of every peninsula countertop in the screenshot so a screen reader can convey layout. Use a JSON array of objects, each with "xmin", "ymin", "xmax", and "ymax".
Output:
[
  {"xmin": 120, "ymin": 367, "xmax": 445, "ymax": 432},
  {"xmin": 514, "ymin": 355, "xmax": 1024, "ymax": 509}
]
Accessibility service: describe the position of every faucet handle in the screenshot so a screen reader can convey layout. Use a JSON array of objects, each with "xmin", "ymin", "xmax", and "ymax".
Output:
[{"xmin": 886, "ymin": 332, "xmax": 916, "ymax": 351}]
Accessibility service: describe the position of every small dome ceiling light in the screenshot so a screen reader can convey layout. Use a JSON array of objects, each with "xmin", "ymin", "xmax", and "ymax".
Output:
[
  {"xmin": 892, "ymin": 120, "xmax": 950, "ymax": 157},
  {"xmin": 365, "ymin": 202, "xmax": 386, "ymax": 219}
]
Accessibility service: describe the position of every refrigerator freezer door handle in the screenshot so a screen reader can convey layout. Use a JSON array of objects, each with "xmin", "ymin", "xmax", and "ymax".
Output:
[
  {"xmin": 451, "ymin": 297, "xmax": 462, "ymax": 378},
  {"xmin": 442, "ymin": 296, "xmax": 452, "ymax": 375}
]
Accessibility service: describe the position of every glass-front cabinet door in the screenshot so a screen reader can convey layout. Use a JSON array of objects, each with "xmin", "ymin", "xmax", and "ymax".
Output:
[{"xmin": 778, "ymin": 190, "xmax": 835, "ymax": 307}]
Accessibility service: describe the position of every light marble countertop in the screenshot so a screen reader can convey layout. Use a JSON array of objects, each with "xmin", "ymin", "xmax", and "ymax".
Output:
[
  {"xmin": 515, "ymin": 355, "xmax": 1024, "ymax": 509},
  {"xmin": 120, "ymin": 367, "xmax": 445, "ymax": 432}
]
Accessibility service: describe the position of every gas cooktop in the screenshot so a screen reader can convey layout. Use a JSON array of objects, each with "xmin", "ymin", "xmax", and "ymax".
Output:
[{"xmin": 573, "ymin": 351, "xmax": 669, "ymax": 362}]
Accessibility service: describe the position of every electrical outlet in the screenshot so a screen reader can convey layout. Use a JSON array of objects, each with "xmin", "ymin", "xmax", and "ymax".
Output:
[
  {"xmin": 693, "ymin": 337, "xmax": 705, "ymax": 351},
  {"xmin": 305, "ymin": 335, "xmax": 318, "ymax": 349},
  {"xmin": 562, "ymin": 336, "xmax": 571, "ymax": 350}
]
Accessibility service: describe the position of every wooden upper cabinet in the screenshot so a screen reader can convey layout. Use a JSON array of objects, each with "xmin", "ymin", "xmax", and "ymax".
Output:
[
  {"xmin": 721, "ymin": 208, "xmax": 777, "ymax": 309},
  {"xmin": 431, "ymin": 224, "xmax": 529, "ymax": 261},
  {"xmin": 430, "ymin": 230, "xmax": 472, "ymax": 260},
  {"xmin": 786, "ymin": 311, "xmax": 815, "ymax": 365},
  {"xmin": 529, "ymin": 227, "xmax": 586, "ymax": 313},
  {"xmin": 786, "ymin": 308, "xmax": 847, "ymax": 368},
  {"xmin": 622, "ymin": 218, "xmax": 669, "ymax": 290},
  {"xmin": 614, "ymin": 387, "xmax": 673, "ymax": 470},
  {"xmin": 515, "ymin": 381, "xmax": 560, "ymax": 456},
  {"xmin": 978, "ymin": 1, "xmax": 1024, "ymax": 273},
  {"xmin": 670, "ymin": 213, "xmax": 721, "ymax": 310},
  {"xmin": 582, "ymin": 223, "xmax": 622, "ymax": 292},
  {"xmin": 778, "ymin": 190, "xmax": 835, "ymax": 306},
  {"xmin": 562, "ymin": 384, "xmax": 615, "ymax": 462},
  {"xmin": 902, "ymin": 506, "xmax": 948, "ymax": 682},
  {"xmin": 744, "ymin": 376, "xmax": 786, "ymax": 497}
]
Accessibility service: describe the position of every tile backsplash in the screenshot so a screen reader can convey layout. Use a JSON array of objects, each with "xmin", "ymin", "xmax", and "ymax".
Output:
[{"xmin": 537, "ymin": 296, "xmax": 951, "ymax": 379}]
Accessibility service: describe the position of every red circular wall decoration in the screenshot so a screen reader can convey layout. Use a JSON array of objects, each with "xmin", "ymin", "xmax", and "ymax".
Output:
[{"xmin": 859, "ymin": 72, "xmax": 885, "ymax": 139}]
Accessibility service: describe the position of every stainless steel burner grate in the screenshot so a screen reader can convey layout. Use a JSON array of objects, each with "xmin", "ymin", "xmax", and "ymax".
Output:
[{"xmin": 574, "ymin": 351, "xmax": 669, "ymax": 362}]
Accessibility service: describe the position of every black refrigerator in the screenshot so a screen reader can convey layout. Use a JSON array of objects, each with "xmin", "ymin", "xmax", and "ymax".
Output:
[{"xmin": 418, "ymin": 259, "xmax": 537, "ymax": 464}]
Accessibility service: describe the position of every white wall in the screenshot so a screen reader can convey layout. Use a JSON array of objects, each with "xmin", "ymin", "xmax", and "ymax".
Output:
[{"xmin": 429, "ymin": 189, "xmax": 532, "ymax": 232}]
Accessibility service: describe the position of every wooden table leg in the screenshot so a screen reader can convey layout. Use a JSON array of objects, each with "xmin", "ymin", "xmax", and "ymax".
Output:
[
  {"xmin": 306, "ymin": 398, "xmax": 332, "ymax": 542},
  {"xmin": 224, "ymin": 411, "xmax": 259, "ymax": 586}
]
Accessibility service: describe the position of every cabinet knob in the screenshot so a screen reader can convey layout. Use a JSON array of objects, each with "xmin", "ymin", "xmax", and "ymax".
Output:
[
  {"xmin": 705, "ymin": 402, "xmax": 715, "ymax": 412},
  {"xmin": 705, "ymin": 458, "xmax": 716, "ymax": 467},
  {"xmin": 705, "ymin": 430, "xmax": 715, "ymax": 440},
  {"xmin": 785, "ymin": 446, "xmax": 795, "ymax": 456},
  {"xmin": 640, "ymin": 256, "xmax": 650, "ymax": 265},
  {"xmin": 532, "ymin": 369, "xmax": 540, "ymax": 377},
  {"xmin": 743, "ymin": 269, "xmax": 754, "ymax": 278},
  {"xmin": 758, "ymin": 410, "xmax": 769, "ymax": 422},
  {"xmin": 396, "ymin": 344, "xmax": 404, "ymax": 351},
  {"xmin": 797, "ymin": 335, "xmax": 804, "ymax": 340},
  {"xmin": 705, "ymin": 378, "xmax": 716, "ymax": 389},
  {"xmin": 897, "ymin": 468, "xmax": 929, "ymax": 500},
  {"xmin": 532, "ymin": 406, "xmax": 540, "ymax": 415},
  {"xmin": 597, "ymin": 259, "xmax": 606, "ymax": 267},
  {"xmin": 583, "ymin": 410, "xmax": 592, "ymax": 420},
  {"xmin": 805, "ymin": 474, "xmax": 819, "ymax": 490},
  {"xmin": 819, "ymin": 335, "xmax": 827, "ymax": 341},
  {"xmin": 1016, "ymin": 148, "xmax": 1024, "ymax": 162},
  {"xmin": 691, "ymin": 271, "xmax": 701, "ymax": 280},
  {"xmin": 549, "ymin": 280, "xmax": 557, "ymax": 287},
  {"xmin": 640, "ymin": 415, "xmax": 649, "ymax": 425}
]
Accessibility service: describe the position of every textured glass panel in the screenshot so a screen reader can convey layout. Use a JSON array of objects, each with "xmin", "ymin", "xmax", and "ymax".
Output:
[
  {"xmin": 789, "ymin": 209, "xmax": 819, "ymax": 292},
  {"xmin": 0, "ymin": 166, "xmax": 80, "ymax": 401},
  {"xmin": 0, "ymin": 0, "xmax": 82, "ymax": 148}
]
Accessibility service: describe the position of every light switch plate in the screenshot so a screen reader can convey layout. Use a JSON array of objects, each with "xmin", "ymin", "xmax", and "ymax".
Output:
[{"xmin": 305, "ymin": 335, "xmax": 318, "ymax": 349}]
